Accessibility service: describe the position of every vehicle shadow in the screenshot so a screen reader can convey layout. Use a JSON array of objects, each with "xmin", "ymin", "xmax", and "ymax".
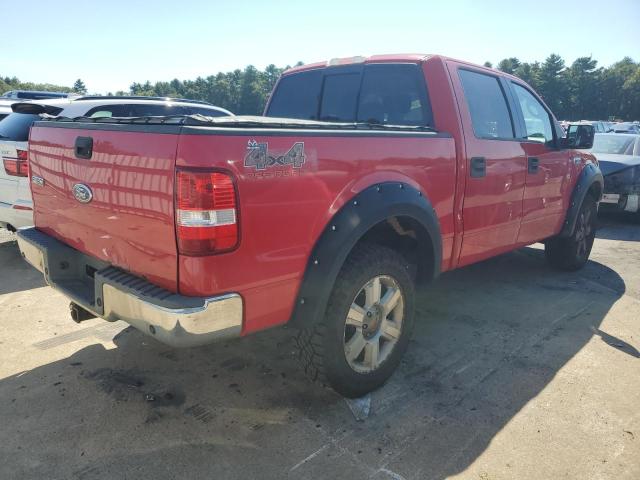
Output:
[
  {"xmin": 0, "ymin": 246, "xmax": 626, "ymax": 480},
  {"xmin": 0, "ymin": 239, "xmax": 46, "ymax": 295}
]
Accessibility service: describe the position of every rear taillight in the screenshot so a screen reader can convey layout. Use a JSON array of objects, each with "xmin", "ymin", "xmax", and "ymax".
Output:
[
  {"xmin": 176, "ymin": 169, "xmax": 239, "ymax": 255},
  {"xmin": 3, "ymin": 149, "xmax": 29, "ymax": 177}
]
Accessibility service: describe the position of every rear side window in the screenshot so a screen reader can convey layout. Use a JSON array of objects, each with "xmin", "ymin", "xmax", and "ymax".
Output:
[
  {"xmin": 459, "ymin": 69, "xmax": 514, "ymax": 139},
  {"xmin": 357, "ymin": 64, "xmax": 432, "ymax": 126},
  {"xmin": 319, "ymin": 73, "xmax": 360, "ymax": 122},
  {"xmin": 187, "ymin": 107, "xmax": 230, "ymax": 117},
  {"xmin": 84, "ymin": 104, "xmax": 188, "ymax": 118},
  {"xmin": 129, "ymin": 104, "xmax": 187, "ymax": 117},
  {"xmin": 267, "ymin": 69, "xmax": 323, "ymax": 120},
  {"xmin": 0, "ymin": 113, "xmax": 40, "ymax": 141},
  {"xmin": 84, "ymin": 105, "xmax": 130, "ymax": 118}
]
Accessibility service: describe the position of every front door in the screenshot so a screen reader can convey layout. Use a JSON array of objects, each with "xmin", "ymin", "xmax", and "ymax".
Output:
[
  {"xmin": 508, "ymin": 81, "xmax": 572, "ymax": 243},
  {"xmin": 448, "ymin": 64, "xmax": 527, "ymax": 267}
]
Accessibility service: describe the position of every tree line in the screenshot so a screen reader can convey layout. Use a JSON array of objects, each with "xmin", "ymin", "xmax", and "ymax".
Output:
[
  {"xmin": 484, "ymin": 55, "xmax": 639, "ymax": 121},
  {"xmin": 2, "ymin": 55, "xmax": 639, "ymax": 120},
  {"xmin": 0, "ymin": 77, "xmax": 87, "ymax": 95}
]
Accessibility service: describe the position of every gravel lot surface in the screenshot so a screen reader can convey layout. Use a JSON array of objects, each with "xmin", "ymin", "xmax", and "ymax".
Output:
[{"xmin": 0, "ymin": 215, "xmax": 638, "ymax": 479}]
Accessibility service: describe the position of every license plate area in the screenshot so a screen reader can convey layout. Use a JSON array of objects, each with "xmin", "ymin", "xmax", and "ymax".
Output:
[
  {"xmin": 18, "ymin": 228, "xmax": 109, "ymax": 314},
  {"xmin": 47, "ymin": 247, "xmax": 109, "ymax": 314}
]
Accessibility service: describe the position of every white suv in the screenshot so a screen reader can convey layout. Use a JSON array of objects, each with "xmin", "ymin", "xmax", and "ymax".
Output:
[{"xmin": 0, "ymin": 97, "xmax": 232, "ymax": 231}]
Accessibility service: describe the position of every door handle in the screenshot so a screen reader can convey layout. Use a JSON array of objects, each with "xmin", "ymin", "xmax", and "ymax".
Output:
[
  {"xmin": 528, "ymin": 157, "xmax": 539, "ymax": 174},
  {"xmin": 75, "ymin": 136, "xmax": 93, "ymax": 160},
  {"xmin": 470, "ymin": 157, "xmax": 486, "ymax": 178}
]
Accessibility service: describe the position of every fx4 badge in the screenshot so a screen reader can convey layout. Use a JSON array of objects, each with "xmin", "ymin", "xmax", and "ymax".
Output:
[{"xmin": 244, "ymin": 140, "xmax": 305, "ymax": 170}]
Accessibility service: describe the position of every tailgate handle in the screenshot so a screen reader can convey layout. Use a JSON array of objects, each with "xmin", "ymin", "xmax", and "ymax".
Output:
[{"xmin": 75, "ymin": 136, "xmax": 93, "ymax": 160}]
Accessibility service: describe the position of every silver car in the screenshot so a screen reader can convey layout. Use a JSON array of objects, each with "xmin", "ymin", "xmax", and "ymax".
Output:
[{"xmin": 589, "ymin": 133, "xmax": 640, "ymax": 216}]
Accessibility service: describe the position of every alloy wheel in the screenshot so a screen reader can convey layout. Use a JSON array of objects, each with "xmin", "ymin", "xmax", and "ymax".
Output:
[{"xmin": 343, "ymin": 275, "xmax": 404, "ymax": 373}]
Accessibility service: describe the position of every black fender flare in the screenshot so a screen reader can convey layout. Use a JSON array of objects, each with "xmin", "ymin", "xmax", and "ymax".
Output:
[
  {"xmin": 288, "ymin": 182, "xmax": 441, "ymax": 328},
  {"xmin": 559, "ymin": 162, "xmax": 603, "ymax": 237}
]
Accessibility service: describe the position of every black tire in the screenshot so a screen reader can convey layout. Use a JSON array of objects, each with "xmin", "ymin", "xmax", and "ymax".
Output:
[
  {"xmin": 295, "ymin": 244, "xmax": 415, "ymax": 398},
  {"xmin": 545, "ymin": 194, "xmax": 597, "ymax": 271}
]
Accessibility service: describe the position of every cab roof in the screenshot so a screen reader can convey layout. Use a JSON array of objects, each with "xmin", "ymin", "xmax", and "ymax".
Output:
[
  {"xmin": 283, "ymin": 54, "xmax": 432, "ymax": 75},
  {"xmin": 282, "ymin": 54, "xmax": 524, "ymax": 84}
]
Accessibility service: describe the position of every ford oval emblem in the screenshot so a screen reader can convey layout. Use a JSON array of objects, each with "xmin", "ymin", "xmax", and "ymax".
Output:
[{"xmin": 72, "ymin": 183, "xmax": 93, "ymax": 204}]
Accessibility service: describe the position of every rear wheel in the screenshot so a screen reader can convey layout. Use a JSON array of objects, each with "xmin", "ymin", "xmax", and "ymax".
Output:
[
  {"xmin": 545, "ymin": 195, "xmax": 597, "ymax": 271},
  {"xmin": 295, "ymin": 244, "xmax": 415, "ymax": 398}
]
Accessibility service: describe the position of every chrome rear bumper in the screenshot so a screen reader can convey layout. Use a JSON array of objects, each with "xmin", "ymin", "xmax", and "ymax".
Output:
[{"xmin": 16, "ymin": 227, "xmax": 242, "ymax": 347}]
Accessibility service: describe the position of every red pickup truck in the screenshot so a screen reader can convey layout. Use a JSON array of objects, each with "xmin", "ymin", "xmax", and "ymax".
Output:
[{"xmin": 17, "ymin": 55, "xmax": 602, "ymax": 397}]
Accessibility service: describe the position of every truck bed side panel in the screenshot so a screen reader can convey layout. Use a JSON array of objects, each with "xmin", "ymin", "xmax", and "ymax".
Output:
[{"xmin": 175, "ymin": 131, "xmax": 456, "ymax": 334}]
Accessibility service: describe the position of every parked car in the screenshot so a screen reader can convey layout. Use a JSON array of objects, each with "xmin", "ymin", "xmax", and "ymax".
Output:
[
  {"xmin": 612, "ymin": 122, "xmax": 640, "ymax": 134},
  {"xmin": 0, "ymin": 90, "xmax": 74, "ymax": 100},
  {"xmin": 589, "ymin": 133, "xmax": 640, "ymax": 216},
  {"xmin": 581, "ymin": 120, "xmax": 612, "ymax": 133},
  {"xmin": 0, "ymin": 97, "xmax": 232, "ymax": 231},
  {"xmin": 17, "ymin": 54, "xmax": 601, "ymax": 397}
]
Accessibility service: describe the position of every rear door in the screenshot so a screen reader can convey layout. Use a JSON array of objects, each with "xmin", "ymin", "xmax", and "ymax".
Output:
[
  {"xmin": 508, "ymin": 81, "xmax": 572, "ymax": 242},
  {"xmin": 29, "ymin": 124, "xmax": 180, "ymax": 291},
  {"xmin": 448, "ymin": 63, "xmax": 527, "ymax": 266}
]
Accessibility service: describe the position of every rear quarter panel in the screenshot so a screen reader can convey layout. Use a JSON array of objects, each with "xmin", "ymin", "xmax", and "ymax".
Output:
[{"xmin": 176, "ymin": 130, "xmax": 456, "ymax": 334}]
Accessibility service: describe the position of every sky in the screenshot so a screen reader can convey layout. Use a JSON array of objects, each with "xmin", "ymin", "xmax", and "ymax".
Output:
[{"xmin": 2, "ymin": 0, "xmax": 639, "ymax": 94}]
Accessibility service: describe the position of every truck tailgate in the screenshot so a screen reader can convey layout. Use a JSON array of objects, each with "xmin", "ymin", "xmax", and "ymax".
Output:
[{"xmin": 28, "ymin": 124, "xmax": 179, "ymax": 292}]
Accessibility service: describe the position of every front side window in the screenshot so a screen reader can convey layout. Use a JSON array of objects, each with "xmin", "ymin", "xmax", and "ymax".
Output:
[
  {"xmin": 512, "ymin": 83, "xmax": 554, "ymax": 144},
  {"xmin": 458, "ymin": 69, "xmax": 514, "ymax": 139}
]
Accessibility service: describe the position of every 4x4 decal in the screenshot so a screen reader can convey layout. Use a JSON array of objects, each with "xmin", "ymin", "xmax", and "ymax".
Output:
[{"xmin": 244, "ymin": 140, "xmax": 306, "ymax": 170}]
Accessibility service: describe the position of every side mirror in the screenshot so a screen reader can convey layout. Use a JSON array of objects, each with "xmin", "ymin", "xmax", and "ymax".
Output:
[{"xmin": 563, "ymin": 124, "xmax": 595, "ymax": 149}]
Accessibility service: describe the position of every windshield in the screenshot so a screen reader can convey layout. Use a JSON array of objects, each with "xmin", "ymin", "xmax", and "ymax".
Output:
[
  {"xmin": 590, "ymin": 134, "xmax": 636, "ymax": 155},
  {"xmin": 0, "ymin": 113, "xmax": 40, "ymax": 141}
]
